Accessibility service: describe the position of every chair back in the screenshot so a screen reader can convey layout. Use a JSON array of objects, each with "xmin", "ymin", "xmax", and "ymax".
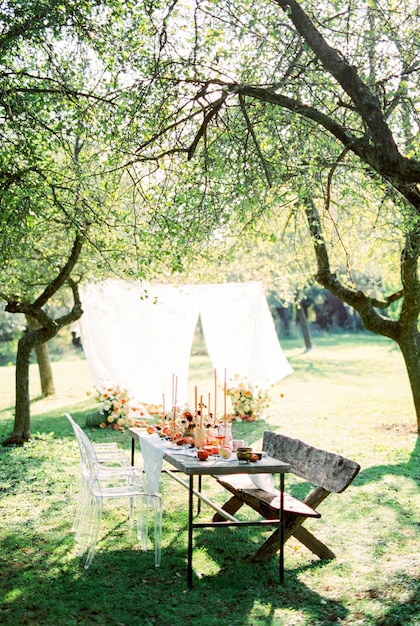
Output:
[
  {"xmin": 65, "ymin": 413, "xmax": 101, "ymax": 482},
  {"xmin": 263, "ymin": 431, "xmax": 360, "ymax": 493}
]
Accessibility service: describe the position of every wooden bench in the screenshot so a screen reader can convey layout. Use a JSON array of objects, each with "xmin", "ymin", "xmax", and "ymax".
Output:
[{"xmin": 213, "ymin": 431, "xmax": 360, "ymax": 561}]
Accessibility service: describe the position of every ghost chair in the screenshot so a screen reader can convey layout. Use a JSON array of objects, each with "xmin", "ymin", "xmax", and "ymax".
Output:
[
  {"xmin": 67, "ymin": 417, "xmax": 132, "ymax": 535},
  {"xmin": 66, "ymin": 413, "xmax": 162, "ymax": 569},
  {"xmin": 91, "ymin": 441, "xmax": 131, "ymax": 466}
]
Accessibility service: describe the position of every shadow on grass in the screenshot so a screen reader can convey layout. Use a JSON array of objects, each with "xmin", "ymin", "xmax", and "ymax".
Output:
[
  {"xmin": 0, "ymin": 521, "xmax": 350, "ymax": 626},
  {"xmin": 1, "ymin": 415, "xmax": 419, "ymax": 625},
  {"xmin": 1, "ymin": 500, "xmax": 418, "ymax": 626},
  {"xmin": 355, "ymin": 434, "xmax": 420, "ymax": 485}
]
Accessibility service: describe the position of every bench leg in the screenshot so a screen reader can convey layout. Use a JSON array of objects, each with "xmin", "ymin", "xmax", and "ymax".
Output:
[
  {"xmin": 293, "ymin": 526, "xmax": 336, "ymax": 560},
  {"xmin": 212, "ymin": 496, "xmax": 245, "ymax": 522},
  {"xmin": 253, "ymin": 515, "xmax": 335, "ymax": 562},
  {"xmin": 253, "ymin": 527, "xmax": 281, "ymax": 561},
  {"xmin": 253, "ymin": 512, "xmax": 299, "ymax": 562}
]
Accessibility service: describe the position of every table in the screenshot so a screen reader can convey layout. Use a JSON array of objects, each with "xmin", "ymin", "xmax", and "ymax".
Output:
[{"xmin": 129, "ymin": 428, "xmax": 290, "ymax": 588}]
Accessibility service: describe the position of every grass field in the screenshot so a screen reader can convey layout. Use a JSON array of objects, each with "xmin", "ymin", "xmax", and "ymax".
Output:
[{"xmin": 0, "ymin": 333, "xmax": 419, "ymax": 625}]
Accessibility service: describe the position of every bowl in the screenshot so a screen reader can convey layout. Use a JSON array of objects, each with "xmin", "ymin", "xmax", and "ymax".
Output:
[{"xmin": 236, "ymin": 447, "xmax": 253, "ymax": 461}]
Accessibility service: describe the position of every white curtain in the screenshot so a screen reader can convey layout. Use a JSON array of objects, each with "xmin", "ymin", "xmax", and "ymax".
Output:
[
  {"xmin": 76, "ymin": 280, "xmax": 199, "ymax": 404},
  {"xmin": 75, "ymin": 280, "xmax": 292, "ymax": 405},
  {"xmin": 199, "ymin": 282, "xmax": 293, "ymax": 387}
]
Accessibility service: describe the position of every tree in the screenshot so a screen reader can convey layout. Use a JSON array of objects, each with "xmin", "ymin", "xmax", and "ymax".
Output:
[
  {"xmin": 4, "ymin": 0, "xmax": 420, "ymax": 437},
  {"xmin": 0, "ymin": 0, "xmax": 250, "ymax": 443},
  {"xmin": 129, "ymin": 0, "xmax": 420, "ymax": 431},
  {"xmin": 3, "ymin": 240, "xmax": 84, "ymax": 445}
]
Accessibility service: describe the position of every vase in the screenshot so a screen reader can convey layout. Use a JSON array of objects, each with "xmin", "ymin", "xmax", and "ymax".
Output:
[{"xmin": 195, "ymin": 426, "xmax": 207, "ymax": 449}]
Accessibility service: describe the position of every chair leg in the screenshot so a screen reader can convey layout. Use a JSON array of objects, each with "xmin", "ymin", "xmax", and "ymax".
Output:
[
  {"xmin": 72, "ymin": 478, "xmax": 88, "ymax": 535},
  {"xmin": 253, "ymin": 516, "xmax": 336, "ymax": 562},
  {"xmin": 253, "ymin": 514, "xmax": 303, "ymax": 561},
  {"xmin": 153, "ymin": 496, "xmax": 162, "ymax": 568},
  {"xmin": 137, "ymin": 495, "xmax": 150, "ymax": 551},
  {"xmin": 84, "ymin": 499, "xmax": 103, "ymax": 570},
  {"xmin": 75, "ymin": 490, "xmax": 96, "ymax": 555},
  {"xmin": 136, "ymin": 495, "xmax": 162, "ymax": 567}
]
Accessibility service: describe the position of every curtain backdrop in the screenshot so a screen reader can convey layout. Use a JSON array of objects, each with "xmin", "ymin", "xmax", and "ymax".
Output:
[
  {"xmin": 199, "ymin": 282, "xmax": 292, "ymax": 387},
  {"xmin": 75, "ymin": 280, "xmax": 292, "ymax": 405},
  {"xmin": 76, "ymin": 280, "xmax": 200, "ymax": 405}
]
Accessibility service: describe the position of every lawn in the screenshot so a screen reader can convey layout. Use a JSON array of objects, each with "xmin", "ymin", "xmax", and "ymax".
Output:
[{"xmin": 0, "ymin": 333, "xmax": 419, "ymax": 625}]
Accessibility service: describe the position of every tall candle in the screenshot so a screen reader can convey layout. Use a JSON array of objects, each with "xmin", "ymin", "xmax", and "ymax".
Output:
[
  {"xmin": 171, "ymin": 374, "xmax": 175, "ymax": 409},
  {"xmin": 194, "ymin": 386, "xmax": 198, "ymax": 422},
  {"xmin": 173, "ymin": 375, "xmax": 178, "ymax": 433},
  {"xmin": 214, "ymin": 369, "xmax": 217, "ymax": 425},
  {"xmin": 224, "ymin": 368, "xmax": 227, "ymax": 427},
  {"xmin": 199, "ymin": 395, "xmax": 203, "ymax": 428},
  {"xmin": 208, "ymin": 392, "xmax": 211, "ymax": 423}
]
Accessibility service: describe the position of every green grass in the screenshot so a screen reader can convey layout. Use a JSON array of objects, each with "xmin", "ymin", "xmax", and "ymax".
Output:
[{"xmin": 0, "ymin": 333, "xmax": 419, "ymax": 625}]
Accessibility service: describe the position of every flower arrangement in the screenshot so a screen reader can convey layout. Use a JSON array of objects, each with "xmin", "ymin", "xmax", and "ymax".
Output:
[
  {"xmin": 227, "ymin": 376, "xmax": 271, "ymax": 421},
  {"xmin": 96, "ymin": 384, "xmax": 150, "ymax": 430}
]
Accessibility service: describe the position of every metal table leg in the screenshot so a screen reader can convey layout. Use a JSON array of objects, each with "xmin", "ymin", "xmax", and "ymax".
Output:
[
  {"xmin": 187, "ymin": 475, "xmax": 194, "ymax": 588},
  {"xmin": 280, "ymin": 473, "xmax": 285, "ymax": 583},
  {"xmin": 131, "ymin": 438, "xmax": 135, "ymax": 466}
]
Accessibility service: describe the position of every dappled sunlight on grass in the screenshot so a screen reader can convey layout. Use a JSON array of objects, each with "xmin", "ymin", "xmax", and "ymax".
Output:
[{"xmin": 1, "ymin": 334, "xmax": 419, "ymax": 625}]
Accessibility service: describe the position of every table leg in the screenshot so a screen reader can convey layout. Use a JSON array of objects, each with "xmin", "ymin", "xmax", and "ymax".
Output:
[
  {"xmin": 197, "ymin": 475, "xmax": 202, "ymax": 514},
  {"xmin": 188, "ymin": 475, "xmax": 194, "ymax": 588},
  {"xmin": 131, "ymin": 438, "xmax": 135, "ymax": 466},
  {"xmin": 280, "ymin": 473, "xmax": 285, "ymax": 583}
]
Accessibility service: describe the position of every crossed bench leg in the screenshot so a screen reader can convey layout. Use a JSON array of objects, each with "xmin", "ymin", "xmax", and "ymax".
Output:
[{"xmin": 212, "ymin": 475, "xmax": 336, "ymax": 561}]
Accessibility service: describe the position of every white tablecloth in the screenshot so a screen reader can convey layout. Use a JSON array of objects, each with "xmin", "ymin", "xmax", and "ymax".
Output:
[
  {"xmin": 138, "ymin": 434, "xmax": 276, "ymax": 494},
  {"xmin": 139, "ymin": 434, "xmax": 167, "ymax": 494}
]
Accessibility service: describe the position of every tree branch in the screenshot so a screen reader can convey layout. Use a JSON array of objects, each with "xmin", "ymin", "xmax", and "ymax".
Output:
[
  {"xmin": 33, "ymin": 233, "xmax": 84, "ymax": 309},
  {"xmin": 231, "ymin": 83, "xmax": 420, "ymax": 183},
  {"xmin": 4, "ymin": 233, "xmax": 84, "ymax": 322},
  {"xmin": 238, "ymin": 94, "xmax": 272, "ymax": 187},
  {"xmin": 303, "ymin": 196, "xmax": 399, "ymax": 339},
  {"xmin": 187, "ymin": 93, "xmax": 228, "ymax": 160},
  {"xmin": 272, "ymin": 0, "xmax": 401, "ymax": 172}
]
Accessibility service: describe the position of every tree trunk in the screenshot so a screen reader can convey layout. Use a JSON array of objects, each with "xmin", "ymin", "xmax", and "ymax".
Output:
[
  {"xmin": 3, "ymin": 333, "xmax": 33, "ymax": 445},
  {"xmin": 397, "ymin": 327, "xmax": 420, "ymax": 429},
  {"xmin": 296, "ymin": 304, "xmax": 313, "ymax": 351},
  {"xmin": 25, "ymin": 314, "xmax": 55, "ymax": 396},
  {"xmin": 304, "ymin": 198, "xmax": 420, "ymax": 433},
  {"xmin": 2, "ymin": 236, "xmax": 84, "ymax": 447}
]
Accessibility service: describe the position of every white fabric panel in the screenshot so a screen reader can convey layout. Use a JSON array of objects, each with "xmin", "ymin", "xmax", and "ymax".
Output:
[
  {"xmin": 76, "ymin": 280, "xmax": 200, "ymax": 404},
  {"xmin": 75, "ymin": 280, "xmax": 292, "ymax": 405},
  {"xmin": 199, "ymin": 282, "xmax": 293, "ymax": 387}
]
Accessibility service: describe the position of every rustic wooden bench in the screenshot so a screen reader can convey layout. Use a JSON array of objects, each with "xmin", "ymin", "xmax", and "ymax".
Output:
[{"xmin": 213, "ymin": 431, "xmax": 360, "ymax": 561}]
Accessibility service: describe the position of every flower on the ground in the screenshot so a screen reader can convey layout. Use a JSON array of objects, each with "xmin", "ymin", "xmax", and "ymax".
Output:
[
  {"xmin": 227, "ymin": 376, "xmax": 271, "ymax": 420},
  {"xmin": 96, "ymin": 384, "xmax": 150, "ymax": 430}
]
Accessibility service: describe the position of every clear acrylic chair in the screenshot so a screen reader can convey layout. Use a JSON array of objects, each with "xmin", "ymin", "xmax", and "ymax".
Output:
[
  {"xmin": 68, "ymin": 420, "xmax": 131, "ymax": 535},
  {"xmin": 91, "ymin": 441, "xmax": 131, "ymax": 466},
  {"xmin": 66, "ymin": 414, "xmax": 162, "ymax": 569}
]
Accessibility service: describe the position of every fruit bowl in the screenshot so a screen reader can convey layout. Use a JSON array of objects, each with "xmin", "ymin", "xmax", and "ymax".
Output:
[{"xmin": 236, "ymin": 447, "xmax": 253, "ymax": 462}]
